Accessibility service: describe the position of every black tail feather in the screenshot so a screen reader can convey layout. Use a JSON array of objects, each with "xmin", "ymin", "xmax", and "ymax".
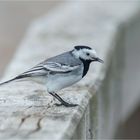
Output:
[{"xmin": 0, "ymin": 75, "xmax": 26, "ymax": 86}]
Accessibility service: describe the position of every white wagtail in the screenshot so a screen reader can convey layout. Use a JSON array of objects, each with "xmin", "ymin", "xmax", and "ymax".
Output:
[{"xmin": 0, "ymin": 45, "xmax": 103, "ymax": 107}]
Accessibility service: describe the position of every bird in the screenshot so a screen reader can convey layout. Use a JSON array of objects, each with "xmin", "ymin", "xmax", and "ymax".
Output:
[{"xmin": 0, "ymin": 45, "xmax": 103, "ymax": 107}]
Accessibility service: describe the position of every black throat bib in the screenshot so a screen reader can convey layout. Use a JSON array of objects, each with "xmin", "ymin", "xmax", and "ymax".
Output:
[{"xmin": 80, "ymin": 58, "xmax": 92, "ymax": 77}]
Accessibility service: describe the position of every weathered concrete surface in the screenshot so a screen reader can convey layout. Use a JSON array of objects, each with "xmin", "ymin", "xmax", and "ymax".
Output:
[
  {"xmin": 0, "ymin": 0, "xmax": 140, "ymax": 139},
  {"xmin": 0, "ymin": 82, "xmax": 90, "ymax": 139}
]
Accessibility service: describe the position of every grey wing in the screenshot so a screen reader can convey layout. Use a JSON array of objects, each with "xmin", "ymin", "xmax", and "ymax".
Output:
[
  {"xmin": 10, "ymin": 66, "xmax": 48, "ymax": 81},
  {"xmin": 17, "ymin": 51, "xmax": 81, "ymax": 78},
  {"xmin": 18, "ymin": 61, "xmax": 80, "ymax": 78},
  {"xmin": 42, "ymin": 51, "xmax": 82, "ymax": 66},
  {"xmin": 43, "ymin": 62, "xmax": 80, "ymax": 73}
]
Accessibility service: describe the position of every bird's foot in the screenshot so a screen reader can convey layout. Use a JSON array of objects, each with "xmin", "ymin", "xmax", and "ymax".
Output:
[
  {"xmin": 49, "ymin": 92, "xmax": 78, "ymax": 107},
  {"xmin": 55, "ymin": 102, "xmax": 78, "ymax": 107}
]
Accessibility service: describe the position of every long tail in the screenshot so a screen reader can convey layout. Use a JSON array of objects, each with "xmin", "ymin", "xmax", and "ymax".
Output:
[
  {"xmin": 0, "ymin": 75, "xmax": 26, "ymax": 86},
  {"xmin": 0, "ymin": 65, "xmax": 46, "ymax": 86}
]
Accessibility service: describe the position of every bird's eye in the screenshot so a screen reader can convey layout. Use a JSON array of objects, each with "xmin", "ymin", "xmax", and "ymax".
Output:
[{"xmin": 86, "ymin": 53, "xmax": 90, "ymax": 56}]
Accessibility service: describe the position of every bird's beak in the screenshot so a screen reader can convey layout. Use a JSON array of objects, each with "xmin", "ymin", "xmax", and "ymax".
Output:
[{"xmin": 94, "ymin": 57, "xmax": 104, "ymax": 63}]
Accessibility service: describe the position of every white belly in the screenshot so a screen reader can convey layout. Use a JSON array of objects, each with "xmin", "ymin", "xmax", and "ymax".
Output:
[{"xmin": 46, "ymin": 67, "xmax": 83, "ymax": 93}]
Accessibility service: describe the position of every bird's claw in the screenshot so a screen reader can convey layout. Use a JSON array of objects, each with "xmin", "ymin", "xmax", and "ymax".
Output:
[{"xmin": 55, "ymin": 102, "xmax": 78, "ymax": 107}]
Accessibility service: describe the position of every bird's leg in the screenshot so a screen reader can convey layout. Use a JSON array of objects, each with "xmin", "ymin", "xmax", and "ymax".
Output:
[{"xmin": 49, "ymin": 92, "xmax": 78, "ymax": 107}]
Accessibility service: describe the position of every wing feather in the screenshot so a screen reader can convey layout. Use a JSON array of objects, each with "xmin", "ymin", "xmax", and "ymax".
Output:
[
  {"xmin": 19, "ymin": 61, "xmax": 80, "ymax": 77},
  {"xmin": 43, "ymin": 62, "xmax": 80, "ymax": 72}
]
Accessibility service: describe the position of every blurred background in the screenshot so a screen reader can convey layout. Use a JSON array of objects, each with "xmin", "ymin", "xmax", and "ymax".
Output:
[
  {"xmin": 0, "ymin": 1, "xmax": 140, "ymax": 139},
  {"xmin": 0, "ymin": 1, "xmax": 61, "ymax": 78}
]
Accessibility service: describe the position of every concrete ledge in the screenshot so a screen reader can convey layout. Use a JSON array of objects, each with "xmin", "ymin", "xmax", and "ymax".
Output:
[{"xmin": 0, "ymin": 1, "xmax": 140, "ymax": 139}]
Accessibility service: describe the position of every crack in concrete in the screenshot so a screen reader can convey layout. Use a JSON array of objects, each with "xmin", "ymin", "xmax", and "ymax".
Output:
[
  {"xmin": 26, "ymin": 117, "xmax": 43, "ymax": 137},
  {"xmin": 33, "ymin": 117, "xmax": 42, "ymax": 132},
  {"xmin": 10, "ymin": 101, "xmax": 52, "ymax": 138},
  {"xmin": 18, "ymin": 115, "xmax": 31, "ymax": 129},
  {"xmin": 10, "ymin": 114, "xmax": 31, "ymax": 137}
]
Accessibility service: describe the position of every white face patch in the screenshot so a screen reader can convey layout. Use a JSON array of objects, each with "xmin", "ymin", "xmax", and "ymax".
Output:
[{"xmin": 72, "ymin": 48, "xmax": 97, "ymax": 61}]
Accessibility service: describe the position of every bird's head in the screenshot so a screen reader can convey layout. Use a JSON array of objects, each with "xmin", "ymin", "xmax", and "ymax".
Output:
[{"xmin": 72, "ymin": 45, "xmax": 104, "ymax": 63}]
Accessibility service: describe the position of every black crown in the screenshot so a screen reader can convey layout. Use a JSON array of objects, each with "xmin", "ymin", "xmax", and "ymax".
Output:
[{"xmin": 74, "ymin": 45, "xmax": 92, "ymax": 50}]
